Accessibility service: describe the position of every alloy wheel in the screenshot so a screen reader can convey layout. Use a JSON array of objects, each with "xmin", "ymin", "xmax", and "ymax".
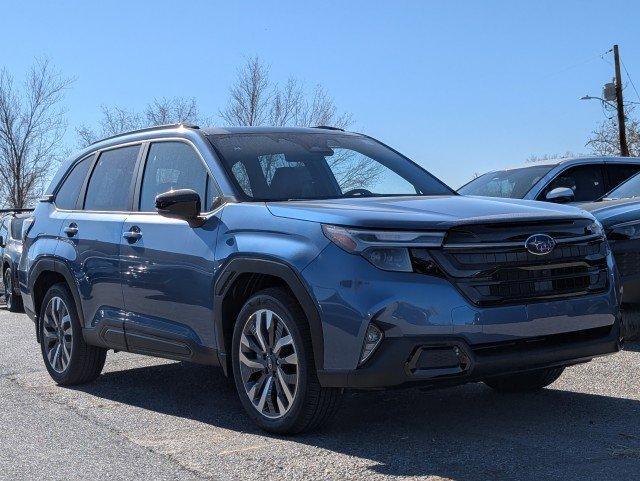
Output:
[
  {"xmin": 238, "ymin": 308, "xmax": 299, "ymax": 419},
  {"xmin": 42, "ymin": 296, "xmax": 73, "ymax": 373}
]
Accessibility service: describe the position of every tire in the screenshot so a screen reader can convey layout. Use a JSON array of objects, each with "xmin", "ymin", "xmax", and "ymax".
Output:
[
  {"xmin": 231, "ymin": 287, "xmax": 342, "ymax": 434},
  {"xmin": 483, "ymin": 366, "xmax": 565, "ymax": 393},
  {"xmin": 4, "ymin": 267, "xmax": 23, "ymax": 312},
  {"xmin": 622, "ymin": 304, "xmax": 640, "ymax": 342},
  {"xmin": 38, "ymin": 283, "xmax": 107, "ymax": 385}
]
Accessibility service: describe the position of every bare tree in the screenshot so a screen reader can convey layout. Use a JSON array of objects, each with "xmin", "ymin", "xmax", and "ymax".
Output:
[
  {"xmin": 220, "ymin": 57, "xmax": 381, "ymax": 192},
  {"xmin": 145, "ymin": 97, "xmax": 200, "ymax": 126},
  {"xmin": 77, "ymin": 96, "xmax": 204, "ymax": 147},
  {"xmin": 587, "ymin": 115, "xmax": 640, "ymax": 157},
  {"xmin": 220, "ymin": 56, "xmax": 352, "ymax": 129},
  {"xmin": 220, "ymin": 57, "xmax": 271, "ymax": 126},
  {"xmin": 525, "ymin": 152, "xmax": 579, "ymax": 163},
  {"xmin": 0, "ymin": 59, "xmax": 73, "ymax": 208}
]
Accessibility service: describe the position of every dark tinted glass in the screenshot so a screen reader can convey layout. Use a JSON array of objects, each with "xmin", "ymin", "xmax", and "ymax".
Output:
[
  {"xmin": 0, "ymin": 218, "xmax": 7, "ymax": 243},
  {"xmin": 604, "ymin": 164, "xmax": 640, "ymax": 192},
  {"xmin": 84, "ymin": 145, "xmax": 139, "ymax": 211},
  {"xmin": 458, "ymin": 165, "xmax": 554, "ymax": 198},
  {"xmin": 139, "ymin": 142, "xmax": 213, "ymax": 211},
  {"xmin": 55, "ymin": 156, "xmax": 93, "ymax": 210},
  {"xmin": 606, "ymin": 171, "xmax": 640, "ymax": 199},
  {"xmin": 540, "ymin": 165, "xmax": 604, "ymax": 202},
  {"xmin": 208, "ymin": 133, "xmax": 454, "ymax": 201},
  {"xmin": 10, "ymin": 217, "xmax": 26, "ymax": 239}
]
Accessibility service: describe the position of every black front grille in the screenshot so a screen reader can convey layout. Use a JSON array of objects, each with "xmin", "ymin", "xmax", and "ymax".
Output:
[{"xmin": 423, "ymin": 223, "xmax": 609, "ymax": 307}]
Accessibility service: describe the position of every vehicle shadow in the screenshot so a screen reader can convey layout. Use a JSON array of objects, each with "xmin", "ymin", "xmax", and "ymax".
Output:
[
  {"xmin": 70, "ymin": 360, "xmax": 640, "ymax": 481},
  {"xmin": 623, "ymin": 341, "xmax": 640, "ymax": 353}
]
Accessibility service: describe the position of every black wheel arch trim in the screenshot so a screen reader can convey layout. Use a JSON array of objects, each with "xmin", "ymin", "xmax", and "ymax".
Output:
[
  {"xmin": 213, "ymin": 255, "xmax": 324, "ymax": 375},
  {"xmin": 29, "ymin": 257, "xmax": 85, "ymax": 342}
]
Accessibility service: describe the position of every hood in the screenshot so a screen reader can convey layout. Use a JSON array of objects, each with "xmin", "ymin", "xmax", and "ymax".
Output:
[
  {"xmin": 579, "ymin": 197, "xmax": 640, "ymax": 229},
  {"xmin": 267, "ymin": 195, "xmax": 594, "ymax": 229}
]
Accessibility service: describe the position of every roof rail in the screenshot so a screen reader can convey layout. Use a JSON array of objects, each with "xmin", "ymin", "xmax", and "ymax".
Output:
[
  {"xmin": 313, "ymin": 125, "xmax": 344, "ymax": 131},
  {"xmin": 0, "ymin": 208, "xmax": 34, "ymax": 214},
  {"xmin": 89, "ymin": 123, "xmax": 200, "ymax": 146}
]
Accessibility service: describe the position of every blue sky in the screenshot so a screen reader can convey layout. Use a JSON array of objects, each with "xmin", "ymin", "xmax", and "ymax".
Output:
[{"xmin": 2, "ymin": 1, "xmax": 640, "ymax": 187}]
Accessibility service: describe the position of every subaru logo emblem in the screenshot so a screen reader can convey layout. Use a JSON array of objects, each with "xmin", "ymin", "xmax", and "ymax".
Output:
[{"xmin": 525, "ymin": 234, "xmax": 556, "ymax": 255}]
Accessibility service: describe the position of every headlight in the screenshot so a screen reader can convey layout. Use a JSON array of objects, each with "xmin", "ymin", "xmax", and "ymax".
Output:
[
  {"xmin": 609, "ymin": 220, "xmax": 640, "ymax": 240},
  {"xmin": 321, "ymin": 224, "xmax": 445, "ymax": 272},
  {"xmin": 362, "ymin": 247, "xmax": 413, "ymax": 272},
  {"xmin": 586, "ymin": 220, "xmax": 604, "ymax": 237}
]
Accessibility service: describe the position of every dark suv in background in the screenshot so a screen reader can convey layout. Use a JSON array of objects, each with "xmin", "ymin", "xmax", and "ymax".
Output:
[
  {"xmin": 19, "ymin": 124, "xmax": 622, "ymax": 433},
  {"xmin": 0, "ymin": 209, "xmax": 32, "ymax": 312},
  {"xmin": 459, "ymin": 157, "xmax": 640, "ymax": 203}
]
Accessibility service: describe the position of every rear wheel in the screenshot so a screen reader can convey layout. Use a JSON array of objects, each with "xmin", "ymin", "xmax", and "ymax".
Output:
[
  {"xmin": 483, "ymin": 366, "xmax": 565, "ymax": 393},
  {"xmin": 232, "ymin": 287, "xmax": 342, "ymax": 434},
  {"xmin": 39, "ymin": 283, "xmax": 107, "ymax": 385},
  {"xmin": 4, "ymin": 267, "xmax": 22, "ymax": 312}
]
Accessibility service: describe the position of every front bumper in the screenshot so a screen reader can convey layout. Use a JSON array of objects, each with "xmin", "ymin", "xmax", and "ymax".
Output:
[
  {"xmin": 318, "ymin": 322, "xmax": 622, "ymax": 389},
  {"xmin": 303, "ymin": 243, "xmax": 621, "ymax": 388}
]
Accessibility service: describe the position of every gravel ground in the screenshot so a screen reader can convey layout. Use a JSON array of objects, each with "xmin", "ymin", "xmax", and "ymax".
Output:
[{"xmin": 1, "ymin": 308, "xmax": 639, "ymax": 481}]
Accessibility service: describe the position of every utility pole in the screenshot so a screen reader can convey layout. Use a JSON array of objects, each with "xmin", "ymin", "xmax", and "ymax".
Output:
[{"xmin": 613, "ymin": 44, "xmax": 630, "ymax": 156}]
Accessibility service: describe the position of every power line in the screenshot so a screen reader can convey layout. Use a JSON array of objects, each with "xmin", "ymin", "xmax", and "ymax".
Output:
[
  {"xmin": 541, "ymin": 49, "xmax": 612, "ymax": 80},
  {"xmin": 621, "ymin": 60, "xmax": 640, "ymax": 103}
]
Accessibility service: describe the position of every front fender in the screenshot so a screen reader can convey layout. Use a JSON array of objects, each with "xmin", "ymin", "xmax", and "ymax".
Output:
[{"xmin": 213, "ymin": 255, "xmax": 325, "ymax": 374}]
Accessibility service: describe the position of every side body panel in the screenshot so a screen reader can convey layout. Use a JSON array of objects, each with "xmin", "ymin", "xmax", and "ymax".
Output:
[
  {"xmin": 119, "ymin": 213, "xmax": 221, "ymax": 363},
  {"xmin": 19, "ymin": 203, "xmax": 68, "ymax": 317},
  {"xmin": 56, "ymin": 212, "xmax": 128, "ymax": 333}
]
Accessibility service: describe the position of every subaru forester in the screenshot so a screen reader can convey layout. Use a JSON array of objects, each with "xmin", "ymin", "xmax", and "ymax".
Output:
[{"xmin": 19, "ymin": 124, "xmax": 622, "ymax": 433}]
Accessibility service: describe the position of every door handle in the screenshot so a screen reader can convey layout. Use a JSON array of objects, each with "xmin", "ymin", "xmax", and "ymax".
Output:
[
  {"xmin": 123, "ymin": 227, "xmax": 142, "ymax": 243},
  {"xmin": 64, "ymin": 224, "xmax": 78, "ymax": 237}
]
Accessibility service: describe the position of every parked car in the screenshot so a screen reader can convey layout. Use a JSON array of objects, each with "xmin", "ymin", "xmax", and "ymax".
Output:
[
  {"xmin": 0, "ymin": 209, "xmax": 32, "ymax": 312},
  {"xmin": 459, "ymin": 157, "xmax": 640, "ymax": 203},
  {"xmin": 19, "ymin": 124, "xmax": 622, "ymax": 434},
  {"xmin": 579, "ymin": 172, "xmax": 640, "ymax": 305}
]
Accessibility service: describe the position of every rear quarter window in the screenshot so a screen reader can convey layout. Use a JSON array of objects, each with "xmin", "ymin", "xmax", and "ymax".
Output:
[
  {"xmin": 55, "ymin": 155, "xmax": 93, "ymax": 210},
  {"xmin": 9, "ymin": 218, "xmax": 25, "ymax": 240}
]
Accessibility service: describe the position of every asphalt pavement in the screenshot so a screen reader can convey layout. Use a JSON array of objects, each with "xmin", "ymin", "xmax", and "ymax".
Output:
[{"xmin": 1, "ymin": 308, "xmax": 639, "ymax": 481}]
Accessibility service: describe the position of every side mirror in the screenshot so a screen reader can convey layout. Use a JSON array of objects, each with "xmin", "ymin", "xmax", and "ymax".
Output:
[
  {"xmin": 155, "ymin": 189, "xmax": 204, "ymax": 227},
  {"xmin": 545, "ymin": 187, "xmax": 575, "ymax": 203}
]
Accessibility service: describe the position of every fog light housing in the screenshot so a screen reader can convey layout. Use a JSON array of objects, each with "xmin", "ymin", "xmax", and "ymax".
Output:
[{"xmin": 359, "ymin": 323, "xmax": 383, "ymax": 365}]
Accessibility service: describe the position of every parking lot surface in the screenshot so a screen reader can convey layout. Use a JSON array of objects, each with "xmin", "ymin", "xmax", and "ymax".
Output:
[{"xmin": 1, "ymin": 308, "xmax": 639, "ymax": 481}]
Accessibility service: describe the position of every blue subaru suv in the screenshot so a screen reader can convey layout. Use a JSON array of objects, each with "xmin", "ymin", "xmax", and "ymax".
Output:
[{"xmin": 19, "ymin": 124, "xmax": 622, "ymax": 433}]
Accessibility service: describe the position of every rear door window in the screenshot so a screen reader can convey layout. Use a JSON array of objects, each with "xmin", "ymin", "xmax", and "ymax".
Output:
[
  {"xmin": 84, "ymin": 145, "xmax": 140, "ymax": 211},
  {"xmin": 604, "ymin": 163, "xmax": 640, "ymax": 192},
  {"xmin": 539, "ymin": 164, "xmax": 605, "ymax": 202}
]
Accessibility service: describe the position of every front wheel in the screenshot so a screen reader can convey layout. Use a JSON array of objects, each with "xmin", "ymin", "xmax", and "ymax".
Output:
[
  {"xmin": 483, "ymin": 366, "xmax": 565, "ymax": 393},
  {"xmin": 4, "ymin": 267, "xmax": 23, "ymax": 312},
  {"xmin": 232, "ymin": 288, "xmax": 342, "ymax": 434}
]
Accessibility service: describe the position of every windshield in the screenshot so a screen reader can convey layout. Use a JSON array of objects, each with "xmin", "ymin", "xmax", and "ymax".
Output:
[
  {"xmin": 207, "ymin": 132, "xmax": 454, "ymax": 201},
  {"xmin": 458, "ymin": 164, "xmax": 555, "ymax": 199},
  {"xmin": 605, "ymin": 171, "xmax": 640, "ymax": 200}
]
